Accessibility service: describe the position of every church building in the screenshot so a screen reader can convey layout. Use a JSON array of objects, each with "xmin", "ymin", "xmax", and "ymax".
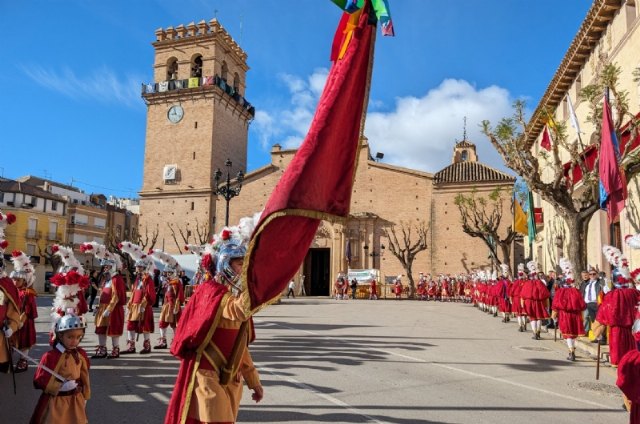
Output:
[{"xmin": 138, "ymin": 19, "xmax": 519, "ymax": 296}]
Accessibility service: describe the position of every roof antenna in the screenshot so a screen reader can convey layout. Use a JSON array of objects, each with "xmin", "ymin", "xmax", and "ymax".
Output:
[{"xmin": 463, "ymin": 116, "xmax": 467, "ymax": 141}]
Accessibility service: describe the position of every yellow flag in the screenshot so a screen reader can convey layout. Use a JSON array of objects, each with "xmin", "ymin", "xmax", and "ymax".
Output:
[{"xmin": 514, "ymin": 200, "xmax": 528, "ymax": 235}]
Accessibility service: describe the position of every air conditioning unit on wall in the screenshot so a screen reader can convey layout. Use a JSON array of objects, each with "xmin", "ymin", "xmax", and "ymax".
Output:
[{"xmin": 163, "ymin": 164, "xmax": 178, "ymax": 183}]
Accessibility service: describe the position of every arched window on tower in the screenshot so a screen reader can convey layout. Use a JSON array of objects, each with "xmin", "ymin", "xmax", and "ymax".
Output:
[
  {"xmin": 167, "ymin": 58, "xmax": 178, "ymax": 81},
  {"xmin": 191, "ymin": 55, "xmax": 203, "ymax": 78},
  {"xmin": 233, "ymin": 72, "xmax": 241, "ymax": 95},
  {"xmin": 460, "ymin": 150, "xmax": 468, "ymax": 161},
  {"xmin": 221, "ymin": 61, "xmax": 228, "ymax": 82}
]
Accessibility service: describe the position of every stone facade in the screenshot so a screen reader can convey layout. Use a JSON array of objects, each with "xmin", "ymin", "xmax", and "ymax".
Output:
[
  {"xmin": 215, "ymin": 139, "xmax": 517, "ymax": 296},
  {"xmin": 139, "ymin": 19, "xmax": 252, "ymax": 252},
  {"xmin": 527, "ymin": 1, "xmax": 640, "ymax": 272}
]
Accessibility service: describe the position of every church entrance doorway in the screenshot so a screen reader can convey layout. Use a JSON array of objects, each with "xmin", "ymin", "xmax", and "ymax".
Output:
[{"xmin": 303, "ymin": 248, "xmax": 330, "ymax": 296}]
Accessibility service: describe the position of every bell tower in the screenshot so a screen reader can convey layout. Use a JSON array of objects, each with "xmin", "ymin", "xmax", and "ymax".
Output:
[{"xmin": 138, "ymin": 19, "xmax": 254, "ymax": 252}]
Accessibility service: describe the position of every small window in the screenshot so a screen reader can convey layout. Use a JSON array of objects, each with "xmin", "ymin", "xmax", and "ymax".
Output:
[
  {"xmin": 221, "ymin": 61, "xmax": 228, "ymax": 82},
  {"xmin": 167, "ymin": 58, "xmax": 178, "ymax": 80},
  {"xmin": 191, "ymin": 202, "xmax": 195, "ymax": 211},
  {"xmin": 51, "ymin": 201, "xmax": 58, "ymax": 211},
  {"xmin": 191, "ymin": 55, "xmax": 203, "ymax": 78},
  {"xmin": 461, "ymin": 150, "xmax": 468, "ymax": 161}
]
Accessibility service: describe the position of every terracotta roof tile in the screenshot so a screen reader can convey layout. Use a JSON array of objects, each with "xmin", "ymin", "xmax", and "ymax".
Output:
[{"xmin": 433, "ymin": 162, "xmax": 514, "ymax": 184}]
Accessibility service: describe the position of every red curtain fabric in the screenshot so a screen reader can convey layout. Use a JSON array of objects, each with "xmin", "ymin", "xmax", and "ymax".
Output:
[{"xmin": 244, "ymin": 4, "xmax": 374, "ymax": 312}]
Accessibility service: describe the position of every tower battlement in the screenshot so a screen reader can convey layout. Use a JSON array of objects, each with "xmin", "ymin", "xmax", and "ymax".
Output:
[{"xmin": 154, "ymin": 19, "xmax": 247, "ymax": 61}]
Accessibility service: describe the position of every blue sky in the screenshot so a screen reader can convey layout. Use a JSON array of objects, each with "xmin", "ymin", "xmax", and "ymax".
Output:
[{"xmin": 1, "ymin": 1, "xmax": 591, "ymax": 198}]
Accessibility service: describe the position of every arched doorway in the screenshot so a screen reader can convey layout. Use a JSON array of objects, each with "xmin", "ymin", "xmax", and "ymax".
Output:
[{"xmin": 303, "ymin": 248, "xmax": 330, "ymax": 296}]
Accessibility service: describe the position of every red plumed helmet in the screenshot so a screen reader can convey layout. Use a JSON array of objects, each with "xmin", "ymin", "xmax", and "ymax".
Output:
[
  {"xmin": 201, "ymin": 253, "xmax": 214, "ymax": 273},
  {"xmin": 117, "ymin": 243, "xmax": 123, "ymax": 249},
  {"xmin": 0, "ymin": 240, "xmax": 8, "ymax": 250},
  {"xmin": 79, "ymin": 243, "xmax": 92, "ymax": 253},
  {"xmin": 51, "ymin": 245, "xmax": 59, "ymax": 253},
  {"xmin": 221, "ymin": 229, "xmax": 231, "ymax": 240},
  {"xmin": 148, "ymin": 249, "xmax": 154, "ymax": 255},
  {"xmin": 5, "ymin": 213, "xmax": 16, "ymax": 224},
  {"xmin": 184, "ymin": 245, "xmax": 189, "ymax": 252},
  {"xmin": 50, "ymin": 273, "xmax": 67, "ymax": 287},
  {"xmin": 11, "ymin": 250, "xmax": 21, "ymax": 257}
]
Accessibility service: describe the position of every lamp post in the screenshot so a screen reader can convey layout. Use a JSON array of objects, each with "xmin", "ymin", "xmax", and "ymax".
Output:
[{"xmin": 214, "ymin": 158, "xmax": 244, "ymax": 227}]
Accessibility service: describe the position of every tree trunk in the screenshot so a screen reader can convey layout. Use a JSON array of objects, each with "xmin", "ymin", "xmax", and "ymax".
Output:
[
  {"xmin": 406, "ymin": 270, "xmax": 415, "ymax": 299},
  {"xmin": 564, "ymin": 212, "xmax": 590, "ymax": 272},
  {"xmin": 498, "ymin": 242, "xmax": 511, "ymax": 273}
]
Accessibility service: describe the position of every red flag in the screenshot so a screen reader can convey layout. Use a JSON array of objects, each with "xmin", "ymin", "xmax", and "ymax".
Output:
[
  {"xmin": 540, "ymin": 125, "xmax": 551, "ymax": 151},
  {"xmin": 242, "ymin": 3, "xmax": 375, "ymax": 313},
  {"xmin": 599, "ymin": 92, "xmax": 626, "ymax": 223}
]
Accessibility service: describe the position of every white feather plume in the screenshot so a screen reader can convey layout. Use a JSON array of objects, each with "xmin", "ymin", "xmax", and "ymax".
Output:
[
  {"xmin": 53, "ymin": 245, "xmax": 84, "ymax": 274},
  {"xmin": 625, "ymin": 234, "xmax": 640, "ymax": 250},
  {"xmin": 149, "ymin": 249, "xmax": 182, "ymax": 272}
]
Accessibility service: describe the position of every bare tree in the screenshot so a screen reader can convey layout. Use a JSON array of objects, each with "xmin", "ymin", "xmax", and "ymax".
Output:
[
  {"xmin": 167, "ymin": 218, "xmax": 210, "ymax": 252},
  {"xmin": 482, "ymin": 63, "xmax": 640, "ymax": 270},
  {"xmin": 38, "ymin": 243, "xmax": 63, "ymax": 272},
  {"xmin": 109, "ymin": 224, "xmax": 159, "ymax": 287},
  {"xmin": 454, "ymin": 187, "xmax": 516, "ymax": 273},
  {"xmin": 383, "ymin": 220, "xmax": 428, "ymax": 298}
]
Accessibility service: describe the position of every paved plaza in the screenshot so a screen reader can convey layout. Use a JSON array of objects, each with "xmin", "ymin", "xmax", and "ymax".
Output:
[{"xmin": 0, "ymin": 296, "xmax": 629, "ymax": 423}]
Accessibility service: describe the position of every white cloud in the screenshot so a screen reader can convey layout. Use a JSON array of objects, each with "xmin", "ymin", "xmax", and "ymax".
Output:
[
  {"xmin": 20, "ymin": 64, "xmax": 144, "ymax": 109},
  {"xmin": 365, "ymin": 79, "xmax": 514, "ymax": 173},
  {"xmin": 253, "ymin": 73, "xmax": 515, "ymax": 173},
  {"xmin": 252, "ymin": 68, "xmax": 329, "ymax": 150}
]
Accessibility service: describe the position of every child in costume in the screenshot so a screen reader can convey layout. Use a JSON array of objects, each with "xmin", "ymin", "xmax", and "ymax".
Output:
[{"xmin": 31, "ymin": 310, "xmax": 91, "ymax": 423}]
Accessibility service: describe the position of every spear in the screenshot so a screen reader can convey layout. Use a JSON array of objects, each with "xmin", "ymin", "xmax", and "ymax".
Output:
[
  {"xmin": 595, "ymin": 340, "xmax": 601, "ymax": 380},
  {"xmin": 12, "ymin": 347, "xmax": 67, "ymax": 382},
  {"xmin": 5, "ymin": 333, "xmax": 16, "ymax": 394}
]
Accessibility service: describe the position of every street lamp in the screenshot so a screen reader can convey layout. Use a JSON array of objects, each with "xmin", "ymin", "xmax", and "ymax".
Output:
[
  {"xmin": 214, "ymin": 158, "xmax": 244, "ymax": 226},
  {"xmin": 363, "ymin": 244, "xmax": 385, "ymax": 269}
]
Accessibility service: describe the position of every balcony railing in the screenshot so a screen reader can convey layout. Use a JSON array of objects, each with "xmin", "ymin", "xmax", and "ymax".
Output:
[
  {"xmin": 25, "ymin": 230, "xmax": 42, "ymax": 240},
  {"xmin": 141, "ymin": 74, "xmax": 255, "ymax": 117},
  {"xmin": 47, "ymin": 232, "xmax": 62, "ymax": 241}
]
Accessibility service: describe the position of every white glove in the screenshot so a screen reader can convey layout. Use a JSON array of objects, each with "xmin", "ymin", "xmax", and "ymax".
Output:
[
  {"xmin": 140, "ymin": 307, "xmax": 145, "ymax": 314},
  {"xmin": 3, "ymin": 327, "xmax": 13, "ymax": 338},
  {"xmin": 103, "ymin": 309, "xmax": 110, "ymax": 318},
  {"xmin": 60, "ymin": 380, "xmax": 78, "ymax": 392}
]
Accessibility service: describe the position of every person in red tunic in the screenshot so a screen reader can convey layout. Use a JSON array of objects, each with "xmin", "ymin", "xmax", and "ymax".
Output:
[
  {"xmin": 551, "ymin": 258, "xmax": 586, "ymax": 361},
  {"xmin": 393, "ymin": 275, "xmax": 403, "ymax": 300},
  {"xmin": 153, "ymin": 263, "xmax": 185, "ymax": 349},
  {"xmin": 334, "ymin": 274, "xmax": 347, "ymax": 300},
  {"xmin": 0, "ymin": 261, "xmax": 21, "ymax": 374},
  {"xmin": 165, "ymin": 226, "xmax": 263, "ymax": 424},
  {"xmin": 497, "ymin": 265, "xmax": 512, "ymax": 323},
  {"xmin": 369, "ymin": 278, "xmax": 378, "ymax": 300},
  {"xmin": 79, "ymin": 241, "xmax": 128, "ymax": 360},
  {"xmin": 520, "ymin": 261, "xmax": 550, "ymax": 340},
  {"xmin": 617, "ymin": 350, "xmax": 640, "ymax": 424},
  {"xmin": 10, "ymin": 250, "xmax": 38, "ymax": 373},
  {"xmin": 592, "ymin": 246, "xmax": 640, "ymax": 367},
  {"xmin": 416, "ymin": 273, "xmax": 427, "ymax": 301},
  {"xmin": 31, "ymin": 311, "xmax": 90, "ymax": 424},
  {"xmin": 510, "ymin": 264, "xmax": 527, "ymax": 332}
]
